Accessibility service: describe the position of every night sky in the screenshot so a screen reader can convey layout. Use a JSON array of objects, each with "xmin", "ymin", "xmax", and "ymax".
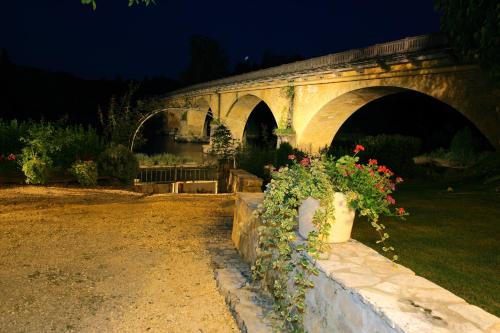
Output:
[{"xmin": 1, "ymin": 0, "xmax": 441, "ymax": 80}]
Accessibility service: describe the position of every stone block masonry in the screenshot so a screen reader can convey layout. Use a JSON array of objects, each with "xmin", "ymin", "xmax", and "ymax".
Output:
[
  {"xmin": 232, "ymin": 192, "xmax": 500, "ymax": 333},
  {"xmin": 228, "ymin": 169, "xmax": 263, "ymax": 193}
]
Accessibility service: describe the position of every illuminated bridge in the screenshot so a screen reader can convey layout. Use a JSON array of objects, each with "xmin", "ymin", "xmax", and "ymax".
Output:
[{"xmin": 137, "ymin": 34, "xmax": 499, "ymax": 152}]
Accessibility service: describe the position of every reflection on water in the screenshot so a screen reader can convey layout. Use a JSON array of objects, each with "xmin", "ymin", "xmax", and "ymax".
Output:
[{"xmin": 138, "ymin": 136, "xmax": 209, "ymax": 164}]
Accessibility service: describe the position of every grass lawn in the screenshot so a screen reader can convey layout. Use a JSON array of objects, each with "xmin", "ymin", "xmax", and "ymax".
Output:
[{"xmin": 352, "ymin": 179, "xmax": 500, "ymax": 316}]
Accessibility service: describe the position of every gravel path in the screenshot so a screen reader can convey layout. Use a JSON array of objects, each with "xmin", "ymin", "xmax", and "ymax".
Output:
[{"xmin": 0, "ymin": 186, "xmax": 240, "ymax": 333}]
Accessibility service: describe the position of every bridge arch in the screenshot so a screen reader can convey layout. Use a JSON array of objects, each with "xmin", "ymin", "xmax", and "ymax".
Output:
[
  {"xmin": 224, "ymin": 94, "xmax": 279, "ymax": 143},
  {"xmin": 189, "ymin": 97, "xmax": 213, "ymax": 139},
  {"xmin": 297, "ymin": 86, "xmax": 492, "ymax": 153}
]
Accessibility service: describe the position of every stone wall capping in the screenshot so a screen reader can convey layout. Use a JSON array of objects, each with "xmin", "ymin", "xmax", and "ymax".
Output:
[{"xmin": 231, "ymin": 192, "xmax": 500, "ymax": 332}]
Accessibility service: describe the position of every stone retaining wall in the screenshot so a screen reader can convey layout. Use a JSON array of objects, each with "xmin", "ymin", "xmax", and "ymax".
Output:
[
  {"xmin": 232, "ymin": 192, "xmax": 500, "ymax": 333},
  {"xmin": 228, "ymin": 169, "xmax": 263, "ymax": 193}
]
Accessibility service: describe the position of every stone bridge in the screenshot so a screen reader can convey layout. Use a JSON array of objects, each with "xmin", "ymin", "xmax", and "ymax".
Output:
[{"xmin": 141, "ymin": 34, "xmax": 499, "ymax": 152}]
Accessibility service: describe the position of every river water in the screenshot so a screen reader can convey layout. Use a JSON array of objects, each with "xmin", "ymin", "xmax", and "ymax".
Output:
[{"xmin": 138, "ymin": 136, "xmax": 209, "ymax": 164}]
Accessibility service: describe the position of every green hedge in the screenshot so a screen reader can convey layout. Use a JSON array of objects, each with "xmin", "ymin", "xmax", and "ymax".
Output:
[{"xmin": 98, "ymin": 145, "xmax": 139, "ymax": 184}]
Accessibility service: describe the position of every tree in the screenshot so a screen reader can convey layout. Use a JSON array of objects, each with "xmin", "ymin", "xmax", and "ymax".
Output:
[
  {"xmin": 435, "ymin": 0, "xmax": 499, "ymax": 80},
  {"xmin": 81, "ymin": 0, "xmax": 155, "ymax": 10},
  {"xmin": 98, "ymin": 83, "xmax": 163, "ymax": 148},
  {"xmin": 180, "ymin": 35, "xmax": 229, "ymax": 85}
]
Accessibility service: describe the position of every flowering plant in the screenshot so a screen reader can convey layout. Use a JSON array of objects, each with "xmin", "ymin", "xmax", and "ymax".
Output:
[
  {"xmin": 253, "ymin": 144, "xmax": 407, "ymax": 332},
  {"xmin": 325, "ymin": 144, "xmax": 408, "ymax": 259}
]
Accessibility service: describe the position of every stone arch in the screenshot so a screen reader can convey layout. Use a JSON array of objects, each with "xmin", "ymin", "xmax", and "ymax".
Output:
[
  {"xmin": 188, "ymin": 97, "xmax": 212, "ymax": 138},
  {"xmin": 130, "ymin": 108, "xmax": 169, "ymax": 151},
  {"xmin": 224, "ymin": 94, "xmax": 279, "ymax": 142},
  {"xmin": 298, "ymin": 86, "xmax": 493, "ymax": 153},
  {"xmin": 202, "ymin": 109, "xmax": 213, "ymax": 138}
]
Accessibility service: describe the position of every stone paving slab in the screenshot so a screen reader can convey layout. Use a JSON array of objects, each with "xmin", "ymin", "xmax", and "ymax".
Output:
[{"xmin": 209, "ymin": 243, "xmax": 275, "ymax": 333}]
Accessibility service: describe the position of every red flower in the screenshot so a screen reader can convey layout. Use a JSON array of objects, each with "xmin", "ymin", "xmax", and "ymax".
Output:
[
  {"xmin": 369, "ymin": 170, "xmax": 375, "ymax": 177},
  {"xmin": 377, "ymin": 165, "xmax": 388, "ymax": 173},
  {"xmin": 396, "ymin": 177, "xmax": 404, "ymax": 183},
  {"xmin": 368, "ymin": 159, "xmax": 378, "ymax": 165},
  {"xmin": 353, "ymin": 144, "xmax": 365, "ymax": 154},
  {"xmin": 300, "ymin": 157, "xmax": 310, "ymax": 167},
  {"xmin": 397, "ymin": 207, "xmax": 406, "ymax": 215},
  {"xmin": 384, "ymin": 168, "xmax": 394, "ymax": 176},
  {"xmin": 7, "ymin": 153, "xmax": 16, "ymax": 161},
  {"xmin": 386, "ymin": 195, "xmax": 396, "ymax": 205},
  {"xmin": 288, "ymin": 154, "xmax": 296, "ymax": 160},
  {"xmin": 354, "ymin": 164, "xmax": 363, "ymax": 170}
]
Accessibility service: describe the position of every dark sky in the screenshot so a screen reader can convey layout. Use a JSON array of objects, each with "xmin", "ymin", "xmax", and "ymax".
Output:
[{"xmin": 1, "ymin": 0, "xmax": 441, "ymax": 80}]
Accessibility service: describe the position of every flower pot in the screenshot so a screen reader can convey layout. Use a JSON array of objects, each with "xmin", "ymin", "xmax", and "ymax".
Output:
[
  {"xmin": 298, "ymin": 192, "xmax": 355, "ymax": 243},
  {"xmin": 276, "ymin": 133, "xmax": 296, "ymax": 147}
]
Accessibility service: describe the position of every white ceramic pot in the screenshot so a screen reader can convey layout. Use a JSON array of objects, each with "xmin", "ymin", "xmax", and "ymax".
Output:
[{"xmin": 298, "ymin": 192, "xmax": 355, "ymax": 243}]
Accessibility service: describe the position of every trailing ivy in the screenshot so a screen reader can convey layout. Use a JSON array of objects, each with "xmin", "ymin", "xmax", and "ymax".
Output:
[
  {"xmin": 253, "ymin": 157, "xmax": 335, "ymax": 332},
  {"xmin": 253, "ymin": 147, "xmax": 407, "ymax": 331}
]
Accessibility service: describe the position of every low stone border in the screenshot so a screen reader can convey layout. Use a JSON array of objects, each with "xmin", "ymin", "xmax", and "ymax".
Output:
[
  {"xmin": 210, "ymin": 243, "xmax": 275, "ymax": 333},
  {"xmin": 228, "ymin": 170, "xmax": 263, "ymax": 193}
]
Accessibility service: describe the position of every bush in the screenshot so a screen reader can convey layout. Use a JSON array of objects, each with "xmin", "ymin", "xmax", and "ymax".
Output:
[
  {"xmin": 18, "ymin": 120, "xmax": 105, "ymax": 172},
  {"xmin": 449, "ymin": 128, "xmax": 480, "ymax": 163},
  {"xmin": 275, "ymin": 142, "xmax": 306, "ymax": 168},
  {"xmin": 21, "ymin": 154, "xmax": 51, "ymax": 185},
  {"xmin": 98, "ymin": 145, "xmax": 139, "ymax": 184},
  {"xmin": 135, "ymin": 153, "xmax": 190, "ymax": 166},
  {"xmin": 70, "ymin": 160, "xmax": 98, "ymax": 187},
  {"xmin": 329, "ymin": 134, "xmax": 422, "ymax": 175},
  {"xmin": 0, "ymin": 119, "xmax": 30, "ymax": 155},
  {"xmin": 236, "ymin": 145, "xmax": 276, "ymax": 183},
  {"xmin": 52, "ymin": 125, "xmax": 105, "ymax": 169},
  {"xmin": 357, "ymin": 134, "xmax": 422, "ymax": 174}
]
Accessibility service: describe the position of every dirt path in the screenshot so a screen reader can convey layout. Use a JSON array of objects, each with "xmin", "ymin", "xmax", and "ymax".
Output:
[{"xmin": 0, "ymin": 186, "xmax": 240, "ymax": 333}]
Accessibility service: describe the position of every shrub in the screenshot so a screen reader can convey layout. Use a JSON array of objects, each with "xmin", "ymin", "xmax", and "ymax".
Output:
[
  {"xmin": 70, "ymin": 160, "xmax": 98, "ymax": 187},
  {"xmin": 236, "ymin": 145, "xmax": 276, "ymax": 183},
  {"xmin": 21, "ymin": 153, "xmax": 51, "ymax": 185},
  {"xmin": 0, "ymin": 119, "xmax": 30, "ymax": 155},
  {"xmin": 18, "ymin": 121, "xmax": 105, "ymax": 172},
  {"xmin": 275, "ymin": 142, "xmax": 306, "ymax": 168},
  {"xmin": 52, "ymin": 125, "xmax": 106, "ymax": 169},
  {"xmin": 329, "ymin": 134, "xmax": 422, "ymax": 175},
  {"xmin": 357, "ymin": 134, "xmax": 422, "ymax": 174},
  {"xmin": 135, "ymin": 153, "xmax": 190, "ymax": 166},
  {"xmin": 209, "ymin": 120, "xmax": 238, "ymax": 163},
  {"xmin": 449, "ymin": 128, "xmax": 480, "ymax": 163},
  {"xmin": 98, "ymin": 144, "xmax": 139, "ymax": 184}
]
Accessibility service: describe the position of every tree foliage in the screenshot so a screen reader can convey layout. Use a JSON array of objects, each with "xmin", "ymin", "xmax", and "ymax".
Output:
[
  {"xmin": 435, "ymin": 0, "xmax": 500, "ymax": 79},
  {"xmin": 180, "ymin": 35, "xmax": 229, "ymax": 85},
  {"xmin": 98, "ymin": 84, "xmax": 164, "ymax": 149},
  {"xmin": 81, "ymin": 0, "xmax": 155, "ymax": 10}
]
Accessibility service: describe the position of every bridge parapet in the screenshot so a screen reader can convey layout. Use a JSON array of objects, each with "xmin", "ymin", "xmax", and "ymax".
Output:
[{"xmin": 168, "ymin": 34, "xmax": 449, "ymax": 96}]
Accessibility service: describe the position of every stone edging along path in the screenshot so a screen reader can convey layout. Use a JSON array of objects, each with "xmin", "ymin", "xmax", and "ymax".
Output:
[{"xmin": 230, "ymin": 192, "xmax": 500, "ymax": 333}]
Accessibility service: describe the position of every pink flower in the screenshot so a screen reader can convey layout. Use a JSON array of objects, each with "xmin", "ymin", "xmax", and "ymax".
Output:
[
  {"xmin": 299, "ymin": 157, "xmax": 310, "ymax": 167},
  {"xmin": 354, "ymin": 164, "xmax": 363, "ymax": 170},
  {"xmin": 353, "ymin": 144, "xmax": 365, "ymax": 154},
  {"xmin": 287, "ymin": 154, "xmax": 296, "ymax": 160},
  {"xmin": 7, "ymin": 153, "xmax": 16, "ymax": 161},
  {"xmin": 386, "ymin": 195, "xmax": 396, "ymax": 205},
  {"xmin": 368, "ymin": 159, "xmax": 378, "ymax": 165},
  {"xmin": 397, "ymin": 207, "xmax": 406, "ymax": 215},
  {"xmin": 396, "ymin": 177, "xmax": 404, "ymax": 183}
]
